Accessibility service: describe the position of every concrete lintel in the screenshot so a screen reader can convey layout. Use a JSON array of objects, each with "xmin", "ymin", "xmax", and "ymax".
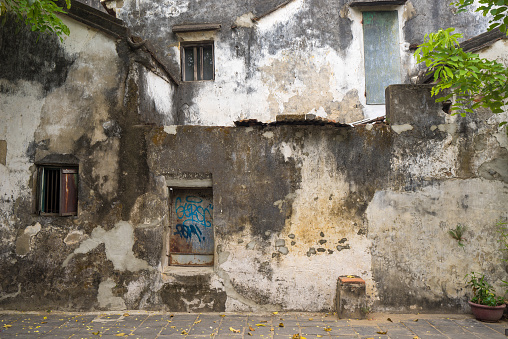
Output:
[
  {"xmin": 166, "ymin": 178, "xmax": 213, "ymax": 188},
  {"xmin": 172, "ymin": 23, "xmax": 221, "ymax": 33}
]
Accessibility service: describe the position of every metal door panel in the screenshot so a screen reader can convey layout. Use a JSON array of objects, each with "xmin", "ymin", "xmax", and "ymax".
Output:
[{"xmin": 170, "ymin": 189, "xmax": 214, "ymax": 264}]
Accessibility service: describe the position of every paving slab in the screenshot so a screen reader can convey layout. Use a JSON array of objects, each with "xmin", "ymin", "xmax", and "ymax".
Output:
[{"xmin": 1, "ymin": 311, "xmax": 508, "ymax": 338}]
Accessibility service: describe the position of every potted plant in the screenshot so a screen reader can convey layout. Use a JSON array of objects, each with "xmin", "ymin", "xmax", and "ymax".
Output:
[{"xmin": 465, "ymin": 272, "xmax": 506, "ymax": 322}]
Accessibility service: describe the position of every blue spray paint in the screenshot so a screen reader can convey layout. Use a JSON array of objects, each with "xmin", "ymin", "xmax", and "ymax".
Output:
[
  {"xmin": 174, "ymin": 223, "xmax": 203, "ymax": 242},
  {"xmin": 174, "ymin": 195, "xmax": 213, "ymax": 242}
]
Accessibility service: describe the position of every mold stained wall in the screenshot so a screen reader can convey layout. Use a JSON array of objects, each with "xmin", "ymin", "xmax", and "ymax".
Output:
[
  {"xmin": 0, "ymin": 13, "xmax": 173, "ymax": 310},
  {"xmin": 0, "ymin": 15, "xmax": 128, "ymax": 310},
  {"xmin": 115, "ymin": 0, "xmax": 490, "ymax": 125},
  {"xmin": 147, "ymin": 96, "xmax": 508, "ymax": 312},
  {"xmin": 148, "ymin": 124, "xmax": 391, "ymax": 312},
  {"xmin": 0, "ymin": 14, "xmax": 122, "ymax": 232}
]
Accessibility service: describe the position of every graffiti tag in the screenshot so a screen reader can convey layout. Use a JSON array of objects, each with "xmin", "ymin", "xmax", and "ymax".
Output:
[
  {"xmin": 174, "ymin": 223, "xmax": 203, "ymax": 242},
  {"xmin": 175, "ymin": 196, "xmax": 213, "ymax": 228}
]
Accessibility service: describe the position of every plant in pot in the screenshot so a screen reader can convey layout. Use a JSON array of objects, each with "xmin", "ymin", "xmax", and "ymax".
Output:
[{"xmin": 465, "ymin": 272, "xmax": 506, "ymax": 322}]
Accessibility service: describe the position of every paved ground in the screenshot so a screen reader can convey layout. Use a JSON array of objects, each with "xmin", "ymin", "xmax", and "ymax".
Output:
[{"xmin": 0, "ymin": 311, "xmax": 507, "ymax": 339}]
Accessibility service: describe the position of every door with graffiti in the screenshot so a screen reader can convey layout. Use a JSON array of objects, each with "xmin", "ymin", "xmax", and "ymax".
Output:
[{"xmin": 169, "ymin": 188, "xmax": 214, "ymax": 266}]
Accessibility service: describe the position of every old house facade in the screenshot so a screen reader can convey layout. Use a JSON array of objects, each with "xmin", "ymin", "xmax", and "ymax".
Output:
[{"xmin": 1, "ymin": 0, "xmax": 507, "ymax": 313}]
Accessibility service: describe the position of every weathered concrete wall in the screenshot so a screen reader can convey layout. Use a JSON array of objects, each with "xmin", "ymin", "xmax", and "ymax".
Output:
[
  {"xmin": 141, "ymin": 89, "xmax": 507, "ymax": 312},
  {"xmin": 0, "ymin": 13, "xmax": 174, "ymax": 310},
  {"xmin": 1, "ymin": 1, "xmax": 507, "ymax": 314},
  {"xmin": 2, "ymin": 46, "xmax": 507, "ymax": 313},
  {"xmin": 110, "ymin": 0, "xmax": 491, "ymax": 125}
]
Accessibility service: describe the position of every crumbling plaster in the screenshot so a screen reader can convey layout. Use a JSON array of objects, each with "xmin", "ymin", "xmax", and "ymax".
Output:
[
  {"xmin": 0, "ymin": 13, "xmax": 170, "ymax": 311},
  {"xmin": 142, "ymin": 84, "xmax": 507, "ymax": 312},
  {"xmin": 63, "ymin": 221, "xmax": 150, "ymax": 271},
  {"xmin": 1, "ymin": 0, "xmax": 508, "ymax": 314},
  {"xmin": 115, "ymin": 0, "xmax": 492, "ymax": 126}
]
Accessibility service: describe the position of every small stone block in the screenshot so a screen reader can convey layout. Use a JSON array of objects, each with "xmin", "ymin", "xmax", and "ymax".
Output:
[{"xmin": 336, "ymin": 275, "xmax": 366, "ymax": 320}]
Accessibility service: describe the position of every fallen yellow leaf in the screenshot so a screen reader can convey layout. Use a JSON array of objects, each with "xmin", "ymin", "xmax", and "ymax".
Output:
[
  {"xmin": 220, "ymin": 314, "xmax": 226, "ymax": 317},
  {"xmin": 92, "ymin": 331, "xmax": 100, "ymax": 335},
  {"xmin": 170, "ymin": 326, "xmax": 176, "ymax": 328},
  {"xmin": 317, "ymin": 335, "xmax": 323, "ymax": 338},
  {"xmin": 3, "ymin": 325, "xmax": 12, "ymax": 328},
  {"xmin": 414, "ymin": 319, "xmax": 419, "ymax": 322},
  {"xmin": 41, "ymin": 321, "xmax": 47, "ymax": 324},
  {"xmin": 324, "ymin": 327, "xmax": 332, "ymax": 332},
  {"xmin": 256, "ymin": 323, "xmax": 266, "ymax": 327},
  {"xmin": 247, "ymin": 332, "xmax": 253, "ymax": 336},
  {"xmin": 114, "ymin": 334, "xmax": 126, "ymax": 337},
  {"xmin": 230, "ymin": 327, "xmax": 241, "ymax": 333},
  {"xmin": 182, "ymin": 330, "xmax": 188, "ymax": 335},
  {"xmin": 308, "ymin": 318, "xmax": 313, "ymax": 321},
  {"xmin": 194, "ymin": 319, "xmax": 202, "ymax": 324},
  {"xmin": 346, "ymin": 275, "xmax": 355, "ymax": 278},
  {"xmin": 279, "ymin": 322, "xmax": 284, "ymax": 327},
  {"xmin": 249, "ymin": 326, "xmax": 255, "ymax": 331},
  {"xmin": 123, "ymin": 313, "xmax": 130, "ymax": 316},
  {"xmin": 377, "ymin": 331, "xmax": 388, "ymax": 335},
  {"xmin": 273, "ymin": 312, "xmax": 278, "ymax": 315}
]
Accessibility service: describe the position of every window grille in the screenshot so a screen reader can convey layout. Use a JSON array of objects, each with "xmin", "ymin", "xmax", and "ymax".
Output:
[
  {"xmin": 37, "ymin": 166, "xmax": 78, "ymax": 216},
  {"xmin": 181, "ymin": 43, "xmax": 214, "ymax": 81}
]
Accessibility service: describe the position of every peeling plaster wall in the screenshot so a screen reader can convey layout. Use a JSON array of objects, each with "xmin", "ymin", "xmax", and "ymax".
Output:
[
  {"xmin": 0, "ymin": 13, "xmax": 170, "ymax": 311},
  {"xmin": 143, "ymin": 86, "xmax": 507, "ymax": 312},
  {"xmin": 113, "ymin": 0, "xmax": 493, "ymax": 125},
  {"xmin": 1, "ymin": 1, "xmax": 508, "ymax": 314},
  {"xmin": 2, "ymin": 29, "xmax": 508, "ymax": 313},
  {"xmin": 143, "ymin": 86, "xmax": 508, "ymax": 312}
]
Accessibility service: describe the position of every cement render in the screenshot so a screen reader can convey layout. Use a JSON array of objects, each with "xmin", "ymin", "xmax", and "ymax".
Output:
[{"xmin": 0, "ymin": 311, "xmax": 507, "ymax": 339}]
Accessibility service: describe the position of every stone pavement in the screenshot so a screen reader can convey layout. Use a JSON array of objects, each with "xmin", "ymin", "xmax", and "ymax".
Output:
[{"xmin": 0, "ymin": 311, "xmax": 507, "ymax": 339}]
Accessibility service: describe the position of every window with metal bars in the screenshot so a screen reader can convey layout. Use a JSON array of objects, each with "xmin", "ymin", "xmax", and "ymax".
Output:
[
  {"xmin": 37, "ymin": 166, "xmax": 78, "ymax": 216},
  {"xmin": 181, "ymin": 43, "xmax": 214, "ymax": 82}
]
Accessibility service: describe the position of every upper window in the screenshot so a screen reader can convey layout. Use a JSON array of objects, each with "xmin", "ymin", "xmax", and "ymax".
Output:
[
  {"xmin": 181, "ymin": 43, "xmax": 214, "ymax": 82},
  {"xmin": 37, "ymin": 166, "xmax": 78, "ymax": 216}
]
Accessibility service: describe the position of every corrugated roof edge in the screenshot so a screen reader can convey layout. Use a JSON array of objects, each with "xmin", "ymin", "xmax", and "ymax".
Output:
[{"xmin": 350, "ymin": 116, "xmax": 386, "ymax": 126}]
